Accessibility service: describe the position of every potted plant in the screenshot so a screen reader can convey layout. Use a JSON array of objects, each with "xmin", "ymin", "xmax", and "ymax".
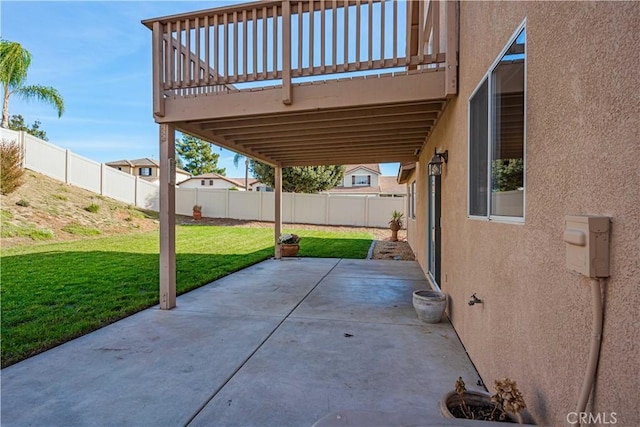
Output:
[
  {"xmin": 388, "ymin": 210, "xmax": 404, "ymax": 241},
  {"xmin": 441, "ymin": 377, "xmax": 527, "ymax": 423},
  {"xmin": 192, "ymin": 204, "xmax": 202, "ymax": 220},
  {"xmin": 278, "ymin": 233, "xmax": 300, "ymax": 257}
]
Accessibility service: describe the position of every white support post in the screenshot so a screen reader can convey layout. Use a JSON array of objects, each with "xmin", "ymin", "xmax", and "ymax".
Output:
[
  {"xmin": 274, "ymin": 165, "xmax": 283, "ymax": 259},
  {"xmin": 159, "ymin": 124, "xmax": 176, "ymax": 310}
]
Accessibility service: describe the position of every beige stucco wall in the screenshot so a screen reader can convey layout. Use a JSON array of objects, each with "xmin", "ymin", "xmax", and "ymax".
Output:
[{"xmin": 409, "ymin": 2, "xmax": 639, "ymax": 425}]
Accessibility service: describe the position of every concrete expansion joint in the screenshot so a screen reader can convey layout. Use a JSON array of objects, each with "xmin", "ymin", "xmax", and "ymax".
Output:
[{"xmin": 183, "ymin": 261, "xmax": 341, "ymax": 427}]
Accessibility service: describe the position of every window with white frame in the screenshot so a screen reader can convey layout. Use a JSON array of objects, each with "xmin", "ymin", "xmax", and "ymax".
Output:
[
  {"xmin": 201, "ymin": 180, "xmax": 205, "ymax": 186},
  {"xmin": 139, "ymin": 167, "xmax": 152, "ymax": 176},
  {"xmin": 353, "ymin": 175, "xmax": 370, "ymax": 186},
  {"xmin": 469, "ymin": 24, "xmax": 525, "ymax": 219},
  {"xmin": 209, "ymin": 180, "xmax": 214, "ymax": 186}
]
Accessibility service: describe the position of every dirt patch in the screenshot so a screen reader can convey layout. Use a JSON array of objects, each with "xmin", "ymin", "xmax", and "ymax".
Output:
[
  {"xmin": 1, "ymin": 171, "xmax": 159, "ymax": 248},
  {"xmin": 371, "ymin": 239, "xmax": 415, "ymax": 261}
]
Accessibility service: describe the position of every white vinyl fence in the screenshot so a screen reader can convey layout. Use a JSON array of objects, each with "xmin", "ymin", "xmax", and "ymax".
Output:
[
  {"xmin": 178, "ymin": 188, "xmax": 405, "ymax": 228},
  {"xmin": 1, "ymin": 129, "xmax": 405, "ymax": 227},
  {"xmin": 2, "ymin": 129, "xmax": 159, "ymax": 206}
]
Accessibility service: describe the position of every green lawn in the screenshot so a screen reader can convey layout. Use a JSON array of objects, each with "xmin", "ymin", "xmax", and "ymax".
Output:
[{"xmin": 1, "ymin": 225, "xmax": 372, "ymax": 367}]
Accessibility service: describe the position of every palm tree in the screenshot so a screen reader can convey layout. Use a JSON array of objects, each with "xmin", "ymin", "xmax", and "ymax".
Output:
[
  {"xmin": 0, "ymin": 39, "xmax": 64, "ymax": 128},
  {"xmin": 233, "ymin": 153, "xmax": 249, "ymax": 191}
]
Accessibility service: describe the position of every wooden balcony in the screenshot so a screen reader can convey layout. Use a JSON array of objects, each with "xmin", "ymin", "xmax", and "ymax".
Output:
[{"xmin": 143, "ymin": 0, "xmax": 458, "ymax": 166}]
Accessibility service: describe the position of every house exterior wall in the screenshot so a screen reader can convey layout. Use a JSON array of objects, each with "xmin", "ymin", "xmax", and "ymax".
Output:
[
  {"xmin": 134, "ymin": 166, "xmax": 158, "ymax": 177},
  {"xmin": 112, "ymin": 165, "xmax": 133, "ymax": 174},
  {"xmin": 179, "ymin": 178, "xmax": 240, "ymax": 190},
  {"xmin": 176, "ymin": 170, "xmax": 191, "ymax": 183},
  {"xmin": 342, "ymin": 167, "xmax": 380, "ymax": 188},
  {"xmin": 408, "ymin": 2, "xmax": 639, "ymax": 426}
]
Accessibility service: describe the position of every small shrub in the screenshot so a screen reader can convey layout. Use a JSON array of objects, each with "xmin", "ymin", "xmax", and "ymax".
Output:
[
  {"xmin": 58, "ymin": 186, "xmax": 69, "ymax": 192},
  {"xmin": 26, "ymin": 227, "xmax": 56, "ymax": 240},
  {"xmin": 52, "ymin": 194, "xmax": 68, "ymax": 201},
  {"xmin": 126, "ymin": 208, "xmax": 144, "ymax": 219},
  {"xmin": 62, "ymin": 223, "xmax": 101, "ymax": 236},
  {"xmin": 3, "ymin": 223, "xmax": 55, "ymax": 240},
  {"xmin": 85, "ymin": 203, "xmax": 100, "ymax": 213},
  {"xmin": 0, "ymin": 139, "xmax": 24, "ymax": 195},
  {"xmin": 16, "ymin": 199, "xmax": 30, "ymax": 207}
]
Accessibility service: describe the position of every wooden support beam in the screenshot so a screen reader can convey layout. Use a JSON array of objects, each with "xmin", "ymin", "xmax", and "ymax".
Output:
[
  {"xmin": 282, "ymin": 1, "xmax": 292, "ymax": 105},
  {"xmin": 159, "ymin": 124, "xmax": 176, "ymax": 310},
  {"xmin": 158, "ymin": 70, "xmax": 447, "ymax": 122},
  {"xmin": 198, "ymin": 103, "xmax": 443, "ymax": 130},
  {"xmin": 210, "ymin": 114, "xmax": 438, "ymax": 137},
  {"xmin": 274, "ymin": 165, "xmax": 283, "ymax": 259},
  {"xmin": 444, "ymin": 0, "xmax": 458, "ymax": 96},
  {"xmin": 152, "ymin": 22, "xmax": 165, "ymax": 117}
]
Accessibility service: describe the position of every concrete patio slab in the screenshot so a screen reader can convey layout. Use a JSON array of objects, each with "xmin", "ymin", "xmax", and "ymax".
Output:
[
  {"xmin": 292, "ymin": 276, "xmax": 428, "ymax": 325},
  {"xmin": 1, "ymin": 309, "xmax": 282, "ymax": 426},
  {"xmin": 189, "ymin": 318, "xmax": 481, "ymax": 427},
  {"xmin": 1, "ymin": 258, "xmax": 483, "ymax": 427}
]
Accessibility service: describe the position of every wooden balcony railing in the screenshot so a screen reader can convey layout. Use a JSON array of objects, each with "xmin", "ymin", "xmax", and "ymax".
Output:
[{"xmin": 143, "ymin": 0, "xmax": 458, "ymax": 116}]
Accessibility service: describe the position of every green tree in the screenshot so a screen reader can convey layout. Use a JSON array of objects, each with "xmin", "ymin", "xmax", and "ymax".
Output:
[
  {"xmin": 7, "ymin": 114, "xmax": 48, "ymax": 140},
  {"xmin": 1, "ymin": 40, "xmax": 64, "ymax": 128},
  {"xmin": 233, "ymin": 153, "xmax": 249, "ymax": 190},
  {"xmin": 492, "ymin": 158, "xmax": 524, "ymax": 192},
  {"xmin": 249, "ymin": 161, "xmax": 344, "ymax": 193},
  {"xmin": 175, "ymin": 134, "xmax": 225, "ymax": 176}
]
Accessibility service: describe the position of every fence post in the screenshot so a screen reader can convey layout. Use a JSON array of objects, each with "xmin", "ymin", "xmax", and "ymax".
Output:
[
  {"xmin": 364, "ymin": 195, "xmax": 370, "ymax": 227},
  {"xmin": 100, "ymin": 163, "xmax": 105, "ymax": 197},
  {"xmin": 63, "ymin": 149, "xmax": 70, "ymax": 184},
  {"xmin": 225, "ymin": 188, "xmax": 230, "ymax": 218},
  {"xmin": 19, "ymin": 131, "xmax": 26, "ymax": 168},
  {"xmin": 135, "ymin": 176, "xmax": 140, "ymax": 206},
  {"xmin": 325, "ymin": 193, "xmax": 330, "ymax": 225}
]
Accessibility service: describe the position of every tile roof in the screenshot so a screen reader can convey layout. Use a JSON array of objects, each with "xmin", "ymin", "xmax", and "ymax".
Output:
[
  {"xmin": 105, "ymin": 158, "xmax": 190, "ymax": 174},
  {"xmin": 344, "ymin": 164, "xmax": 381, "ymax": 174},
  {"xmin": 183, "ymin": 173, "xmax": 245, "ymax": 187},
  {"xmin": 379, "ymin": 176, "xmax": 406, "ymax": 194}
]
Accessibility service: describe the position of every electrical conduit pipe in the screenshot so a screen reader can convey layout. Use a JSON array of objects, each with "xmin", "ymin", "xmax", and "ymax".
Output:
[{"xmin": 575, "ymin": 278, "xmax": 604, "ymax": 423}]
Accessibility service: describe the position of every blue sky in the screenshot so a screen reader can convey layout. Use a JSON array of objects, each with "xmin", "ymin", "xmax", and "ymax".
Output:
[{"xmin": 1, "ymin": 1, "xmax": 400, "ymax": 178}]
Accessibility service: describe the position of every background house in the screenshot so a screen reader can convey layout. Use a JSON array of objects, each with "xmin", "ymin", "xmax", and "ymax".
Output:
[
  {"xmin": 325, "ymin": 164, "xmax": 406, "ymax": 196},
  {"xmin": 105, "ymin": 158, "xmax": 191, "ymax": 184},
  {"xmin": 178, "ymin": 173, "xmax": 245, "ymax": 190}
]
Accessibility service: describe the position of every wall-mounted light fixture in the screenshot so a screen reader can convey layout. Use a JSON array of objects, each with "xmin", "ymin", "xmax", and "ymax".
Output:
[{"xmin": 428, "ymin": 149, "xmax": 448, "ymax": 176}]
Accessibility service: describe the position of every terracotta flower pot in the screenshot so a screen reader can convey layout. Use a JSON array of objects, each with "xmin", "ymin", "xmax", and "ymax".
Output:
[
  {"xmin": 441, "ymin": 390, "xmax": 521, "ymax": 423},
  {"xmin": 281, "ymin": 243, "xmax": 300, "ymax": 257}
]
